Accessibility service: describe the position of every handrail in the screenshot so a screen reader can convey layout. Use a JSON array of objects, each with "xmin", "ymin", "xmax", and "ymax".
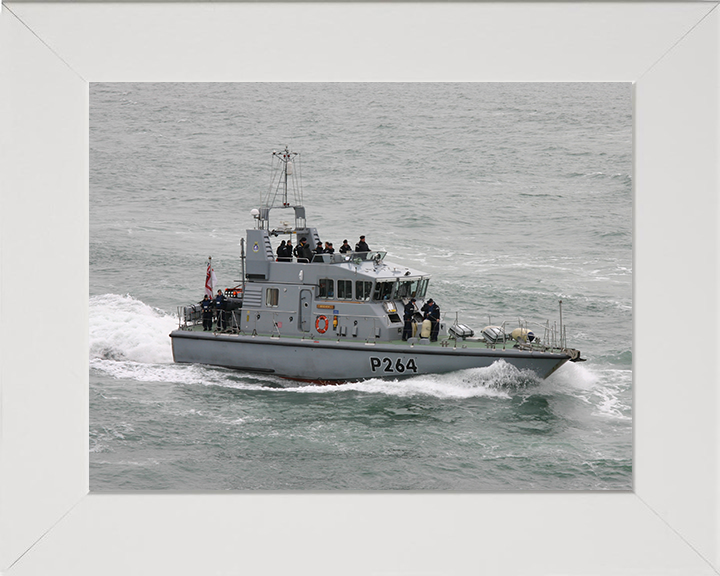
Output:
[
  {"xmin": 178, "ymin": 301, "xmax": 568, "ymax": 351},
  {"xmin": 273, "ymin": 250, "xmax": 387, "ymax": 265}
]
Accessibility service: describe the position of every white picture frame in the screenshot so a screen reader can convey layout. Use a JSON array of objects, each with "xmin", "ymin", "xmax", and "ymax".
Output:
[{"xmin": 1, "ymin": 2, "xmax": 718, "ymax": 574}]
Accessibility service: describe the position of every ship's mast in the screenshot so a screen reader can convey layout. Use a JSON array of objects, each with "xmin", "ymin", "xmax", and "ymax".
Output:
[
  {"xmin": 271, "ymin": 147, "xmax": 295, "ymax": 207},
  {"xmin": 282, "ymin": 149, "xmax": 290, "ymax": 206},
  {"xmin": 255, "ymin": 147, "xmax": 306, "ymax": 232}
]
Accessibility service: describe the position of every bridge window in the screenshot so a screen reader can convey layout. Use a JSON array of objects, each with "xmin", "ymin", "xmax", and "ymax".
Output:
[
  {"xmin": 373, "ymin": 281, "xmax": 394, "ymax": 301},
  {"xmin": 416, "ymin": 278, "xmax": 429, "ymax": 299},
  {"xmin": 319, "ymin": 278, "xmax": 334, "ymax": 299},
  {"xmin": 356, "ymin": 280, "xmax": 373, "ymax": 301},
  {"xmin": 396, "ymin": 279, "xmax": 419, "ymax": 299},
  {"xmin": 337, "ymin": 280, "xmax": 352, "ymax": 299}
]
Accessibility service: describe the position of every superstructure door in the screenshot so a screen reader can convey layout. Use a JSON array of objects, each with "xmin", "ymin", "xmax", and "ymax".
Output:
[{"xmin": 299, "ymin": 289, "xmax": 312, "ymax": 332}]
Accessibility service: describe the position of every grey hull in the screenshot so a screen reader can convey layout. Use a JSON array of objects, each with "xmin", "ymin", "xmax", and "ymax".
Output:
[{"xmin": 170, "ymin": 331, "xmax": 569, "ymax": 383}]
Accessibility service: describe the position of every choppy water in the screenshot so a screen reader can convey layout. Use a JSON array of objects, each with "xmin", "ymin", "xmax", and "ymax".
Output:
[{"xmin": 90, "ymin": 83, "xmax": 632, "ymax": 490}]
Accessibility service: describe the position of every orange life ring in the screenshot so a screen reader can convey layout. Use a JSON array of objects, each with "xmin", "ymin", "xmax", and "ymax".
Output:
[{"xmin": 315, "ymin": 315, "xmax": 329, "ymax": 334}]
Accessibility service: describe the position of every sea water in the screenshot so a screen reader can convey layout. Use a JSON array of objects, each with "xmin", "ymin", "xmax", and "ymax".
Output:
[{"xmin": 90, "ymin": 83, "xmax": 632, "ymax": 490}]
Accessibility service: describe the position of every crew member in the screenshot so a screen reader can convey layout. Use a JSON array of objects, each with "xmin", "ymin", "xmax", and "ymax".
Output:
[
  {"xmin": 276, "ymin": 240, "xmax": 286, "ymax": 261},
  {"xmin": 301, "ymin": 239, "xmax": 313, "ymax": 262},
  {"xmin": 294, "ymin": 238, "xmax": 313, "ymax": 262},
  {"xmin": 422, "ymin": 299, "xmax": 441, "ymax": 342},
  {"xmin": 214, "ymin": 289, "xmax": 226, "ymax": 330},
  {"xmin": 339, "ymin": 240, "xmax": 351, "ymax": 254},
  {"xmin": 201, "ymin": 294, "xmax": 213, "ymax": 331},
  {"xmin": 355, "ymin": 235, "xmax": 370, "ymax": 253},
  {"xmin": 402, "ymin": 298, "xmax": 417, "ymax": 341}
]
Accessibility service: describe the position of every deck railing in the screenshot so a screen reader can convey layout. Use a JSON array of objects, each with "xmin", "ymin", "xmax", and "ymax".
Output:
[
  {"xmin": 274, "ymin": 250, "xmax": 387, "ymax": 265},
  {"xmin": 177, "ymin": 305, "xmax": 569, "ymax": 353}
]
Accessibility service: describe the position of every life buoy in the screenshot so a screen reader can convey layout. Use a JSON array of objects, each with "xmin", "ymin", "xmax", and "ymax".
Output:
[{"xmin": 316, "ymin": 315, "xmax": 329, "ymax": 334}]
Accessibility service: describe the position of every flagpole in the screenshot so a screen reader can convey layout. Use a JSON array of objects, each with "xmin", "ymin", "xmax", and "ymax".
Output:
[{"xmin": 205, "ymin": 256, "xmax": 214, "ymax": 297}]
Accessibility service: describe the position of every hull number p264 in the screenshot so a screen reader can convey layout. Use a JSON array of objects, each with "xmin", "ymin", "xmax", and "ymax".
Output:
[{"xmin": 370, "ymin": 357, "xmax": 418, "ymax": 374}]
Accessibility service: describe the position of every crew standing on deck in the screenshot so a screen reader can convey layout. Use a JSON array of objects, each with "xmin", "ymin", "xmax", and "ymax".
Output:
[
  {"xmin": 302, "ymin": 238, "xmax": 313, "ymax": 262},
  {"xmin": 294, "ymin": 237, "xmax": 312, "ymax": 262},
  {"xmin": 283, "ymin": 241, "xmax": 293, "ymax": 261},
  {"xmin": 214, "ymin": 289, "xmax": 226, "ymax": 331},
  {"xmin": 277, "ymin": 240, "xmax": 292, "ymax": 262},
  {"xmin": 339, "ymin": 240, "xmax": 351, "ymax": 254},
  {"xmin": 356, "ymin": 235, "xmax": 370, "ymax": 253},
  {"xmin": 402, "ymin": 298, "xmax": 417, "ymax": 341},
  {"xmin": 423, "ymin": 298, "xmax": 441, "ymax": 342},
  {"xmin": 201, "ymin": 294, "xmax": 213, "ymax": 331}
]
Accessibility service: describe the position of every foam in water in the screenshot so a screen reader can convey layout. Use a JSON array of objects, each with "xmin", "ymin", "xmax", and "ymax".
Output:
[
  {"xmin": 89, "ymin": 294, "xmax": 176, "ymax": 364},
  {"xmin": 546, "ymin": 361, "xmax": 631, "ymax": 420},
  {"xmin": 282, "ymin": 361, "xmax": 539, "ymax": 399}
]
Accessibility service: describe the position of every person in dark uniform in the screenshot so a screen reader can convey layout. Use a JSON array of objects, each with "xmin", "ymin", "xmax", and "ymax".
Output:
[
  {"xmin": 214, "ymin": 289, "xmax": 226, "ymax": 330},
  {"xmin": 315, "ymin": 241, "xmax": 324, "ymax": 255},
  {"xmin": 200, "ymin": 294, "xmax": 213, "ymax": 331},
  {"xmin": 276, "ymin": 240, "xmax": 286, "ymax": 261},
  {"xmin": 339, "ymin": 240, "xmax": 351, "ymax": 254},
  {"xmin": 301, "ymin": 238, "xmax": 313, "ymax": 262},
  {"xmin": 283, "ymin": 241, "xmax": 293, "ymax": 261},
  {"xmin": 355, "ymin": 235, "xmax": 370, "ymax": 253},
  {"xmin": 424, "ymin": 299, "xmax": 441, "ymax": 342},
  {"xmin": 294, "ymin": 237, "xmax": 311, "ymax": 262},
  {"xmin": 324, "ymin": 242, "xmax": 335, "ymax": 254},
  {"xmin": 402, "ymin": 298, "xmax": 417, "ymax": 341}
]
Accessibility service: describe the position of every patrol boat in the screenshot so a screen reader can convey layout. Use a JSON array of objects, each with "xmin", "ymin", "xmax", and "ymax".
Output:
[{"xmin": 170, "ymin": 148, "xmax": 584, "ymax": 384}]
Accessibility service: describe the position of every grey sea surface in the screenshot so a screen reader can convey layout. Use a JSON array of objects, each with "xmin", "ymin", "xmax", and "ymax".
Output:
[{"xmin": 90, "ymin": 83, "xmax": 632, "ymax": 490}]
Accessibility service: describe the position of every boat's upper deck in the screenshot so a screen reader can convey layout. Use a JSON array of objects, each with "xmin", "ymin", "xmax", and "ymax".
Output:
[{"xmin": 245, "ymin": 227, "xmax": 430, "ymax": 286}]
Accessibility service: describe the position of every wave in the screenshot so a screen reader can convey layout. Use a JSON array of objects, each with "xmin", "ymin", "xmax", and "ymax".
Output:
[
  {"xmin": 288, "ymin": 361, "xmax": 541, "ymax": 399},
  {"xmin": 91, "ymin": 350, "xmax": 630, "ymax": 422},
  {"xmin": 593, "ymin": 349, "xmax": 632, "ymax": 366},
  {"xmin": 545, "ymin": 361, "xmax": 631, "ymax": 420},
  {"xmin": 89, "ymin": 293, "xmax": 177, "ymax": 364},
  {"xmin": 92, "ymin": 352, "xmax": 537, "ymax": 401}
]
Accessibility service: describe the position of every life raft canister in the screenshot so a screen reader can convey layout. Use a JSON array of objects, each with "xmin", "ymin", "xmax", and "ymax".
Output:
[
  {"xmin": 482, "ymin": 326, "xmax": 505, "ymax": 343},
  {"xmin": 316, "ymin": 315, "xmax": 329, "ymax": 334}
]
